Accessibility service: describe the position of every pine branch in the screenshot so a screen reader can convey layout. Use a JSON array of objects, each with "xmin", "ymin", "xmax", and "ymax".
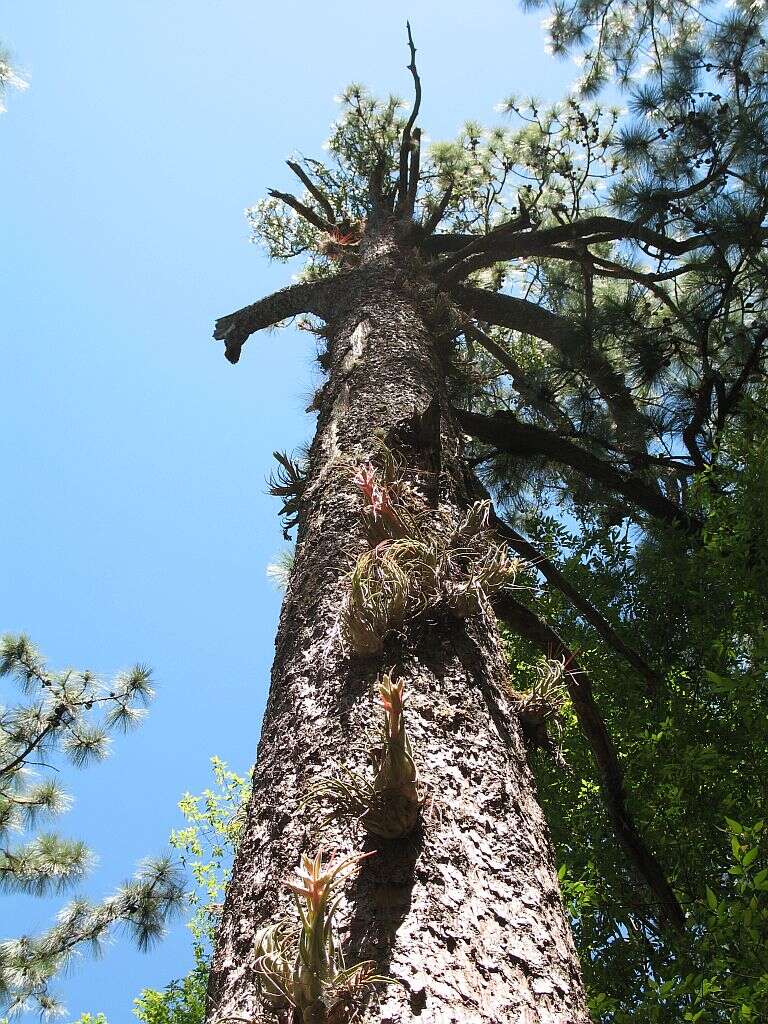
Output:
[
  {"xmin": 213, "ymin": 278, "xmax": 336, "ymax": 363},
  {"xmin": 285, "ymin": 161, "xmax": 337, "ymax": 224},
  {"xmin": 396, "ymin": 22, "xmax": 421, "ymax": 214},
  {"xmin": 437, "ymin": 208, "xmax": 533, "ymax": 280},
  {"xmin": 461, "ymin": 320, "xmax": 572, "ymax": 429},
  {"xmin": 0, "ymin": 720, "xmax": 60, "ymax": 779},
  {"xmin": 452, "ymin": 284, "xmax": 579, "ymax": 348},
  {"xmin": 457, "ymin": 408, "xmax": 700, "ymax": 532},
  {"xmin": 419, "ymin": 183, "xmax": 454, "ymax": 238},
  {"xmin": 2, "ymin": 859, "xmax": 184, "ymax": 1012},
  {"xmin": 454, "ymin": 215, "xmax": 766, "ymax": 266},
  {"xmin": 266, "ymin": 189, "xmax": 334, "ymax": 233},
  {"xmin": 431, "ymin": 215, "xmax": 768, "ymax": 284},
  {"xmin": 420, "ymin": 231, "xmax": 471, "ymax": 254},
  {"xmin": 451, "ymin": 284, "xmax": 645, "ymax": 441},
  {"xmin": 470, "ymin": 491, "xmax": 662, "ymax": 692},
  {"xmin": 493, "ymin": 590, "xmax": 685, "ymax": 933},
  {"xmin": 715, "ymin": 326, "xmax": 767, "ymax": 433}
]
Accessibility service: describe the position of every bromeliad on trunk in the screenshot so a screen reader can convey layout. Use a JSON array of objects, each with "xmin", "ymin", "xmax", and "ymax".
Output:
[{"xmin": 306, "ymin": 672, "xmax": 422, "ymax": 841}]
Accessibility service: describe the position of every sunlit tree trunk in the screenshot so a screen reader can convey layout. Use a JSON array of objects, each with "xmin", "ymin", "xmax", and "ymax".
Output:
[{"xmin": 206, "ymin": 223, "xmax": 589, "ymax": 1024}]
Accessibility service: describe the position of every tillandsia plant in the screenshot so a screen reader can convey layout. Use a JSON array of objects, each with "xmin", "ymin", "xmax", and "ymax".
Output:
[
  {"xmin": 342, "ymin": 471, "xmax": 525, "ymax": 654},
  {"xmin": 351, "ymin": 453, "xmax": 430, "ymax": 544},
  {"xmin": 268, "ymin": 450, "xmax": 309, "ymax": 539},
  {"xmin": 516, "ymin": 654, "xmax": 571, "ymax": 759},
  {"xmin": 442, "ymin": 500, "xmax": 525, "ymax": 617},
  {"xmin": 253, "ymin": 850, "xmax": 387, "ymax": 1023},
  {"xmin": 340, "ymin": 544, "xmax": 412, "ymax": 656},
  {"xmin": 307, "ymin": 673, "xmax": 422, "ymax": 840}
]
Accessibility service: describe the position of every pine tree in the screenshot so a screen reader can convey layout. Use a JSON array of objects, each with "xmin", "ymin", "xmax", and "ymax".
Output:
[
  {"xmin": 0, "ymin": 634, "xmax": 184, "ymax": 1017},
  {"xmin": 206, "ymin": 5, "xmax": 767, "ymax": 1020},
  {"xmin": 207, "ymin": 33, "xmax": 592, "ymax": 1024}
]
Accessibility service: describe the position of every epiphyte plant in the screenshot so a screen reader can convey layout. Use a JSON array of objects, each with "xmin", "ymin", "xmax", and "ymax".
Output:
[
  {"xmin": 308, "ymin": 672, "xmax": 422, "ymax": 840},
  {"xmin": 516, "ymin": 653, "xmax": 571, "ymax": 760},
  {"xmin": 253, "ymin": 849, "xmax": 386, "ymax": 1023},
  {"xmin": 268, "ymin": 450, "xmax": 309, "ymax": 539},
  {"xmin": 342, "ymin": 458, "xmax": 525, "ymax": 653}
]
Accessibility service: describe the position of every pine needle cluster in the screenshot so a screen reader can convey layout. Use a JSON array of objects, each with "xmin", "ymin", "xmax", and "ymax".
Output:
[{"xmin": 0, "ymin": 634, "xmax": 184, "ymax": 1017}]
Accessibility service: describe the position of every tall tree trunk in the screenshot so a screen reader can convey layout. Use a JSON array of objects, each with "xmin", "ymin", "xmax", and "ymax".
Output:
[{"xmin": 207, "ymin": 225, "xmax": 590, "ymax": 1024}]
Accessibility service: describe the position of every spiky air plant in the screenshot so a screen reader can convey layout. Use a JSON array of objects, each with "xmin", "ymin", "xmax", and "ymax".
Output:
[
  {"xmin": 268, "ymin": 450, "xmax": 309, "ymax": 539},
  {"xmin": 317, "ymin": 221, "xmax": 366, "ymax": 263},
  {"xmin": 342, "ymin": 483, "xmax": 525, "ymax": 653},
  {"xmin": 443, "ymin": 540, "xmax": 522, "ymax": 617},
  {"xmin": 351, "ymin": 460, "xmax": 428, "ymax": 544},
  {"xmin": 253, "ymin": 850, "xmax": 387, "ymax": 1023},
  {"xmin": 307, "ymin": 673, "xmax": 422, "ymax": 840},
  {"xmin": 442, "ymin": 500, "xmax": 524, "ymax": 616},
  {"xmin": 516, "ymin": 654, "xmax": 570, "ymax": 761},
  {"xmin": 340, "ymin": 543, "xmax": 412, "ymax": 656},
  {"xmin": 442, "ymin": 497, "xmax": 528, "ymax": 610}
]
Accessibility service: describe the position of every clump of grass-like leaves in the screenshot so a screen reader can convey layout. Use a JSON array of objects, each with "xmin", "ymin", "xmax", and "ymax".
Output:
[
  {"xmin": 268, "ymin": 450, "xmax": 309, "ymax": 539},
  {"xmin": 442, "ymin": 500, "xmax": 523, "ymax": 616},
  {"xmin": 341, "ymin": 543, "xmax": 412, "ymax": 656},
  {"xmin": 253, "ymin": 849, "xmax": 387, "ymax": 1022},
  {"xmin": 342, "ymin": 460, "xmax": 524, "ymax": 653},
  {"xmin": 307, "ymin": 673, "xmax": 422, "ymax": 840},
  {"xmin": 516, "ymin": 654, "xmax": 571, "ymax": 761}
]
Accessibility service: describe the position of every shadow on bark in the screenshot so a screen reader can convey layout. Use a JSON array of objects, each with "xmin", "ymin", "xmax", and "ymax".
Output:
[{"xmin": 345, "ymin": 826, "xmax": 424, "ymax": 1013}]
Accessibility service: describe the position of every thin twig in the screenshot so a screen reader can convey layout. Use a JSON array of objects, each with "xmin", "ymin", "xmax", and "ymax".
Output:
[{"xmin": 397, "ymin": 22, "xmax": 422, "ymax": 213}]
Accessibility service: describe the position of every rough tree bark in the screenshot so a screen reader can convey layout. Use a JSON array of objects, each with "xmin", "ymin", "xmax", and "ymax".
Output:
[{"xmin": 206, "ymin": 224, "xmax": 591, "ymax": 1023}]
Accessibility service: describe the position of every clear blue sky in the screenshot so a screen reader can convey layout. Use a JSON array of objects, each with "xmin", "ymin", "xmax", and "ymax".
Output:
[{"xmin": 1, "ymin": 2, "xmax": 574, "ymax": 1019}]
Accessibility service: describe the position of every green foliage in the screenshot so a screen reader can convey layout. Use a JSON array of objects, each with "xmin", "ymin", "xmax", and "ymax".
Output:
[
  {"xmin": 169, "ymin": 757, "xmax": 250, "ymax": 948},
  {"xmin": 503, "ymin": 404, "xmax": 768, "ymax": 1021},
  {"xmin": 0, "ymin": 635, "xmax": 183, "ymax": 1018},
  {"xmin": 131, "ymin": 759, "xmax": 250, "ymax": 1024},
  {"xmin": 248, "ymin": 85, "xmax": 406, "ymax": 277},
  {"xmin": 524, "ymin": 0, "xmax": 768, "ymax": 97},
  {"xmin": 133, "ymin": 959, "xmax": 208, "ymax": 1024}
]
